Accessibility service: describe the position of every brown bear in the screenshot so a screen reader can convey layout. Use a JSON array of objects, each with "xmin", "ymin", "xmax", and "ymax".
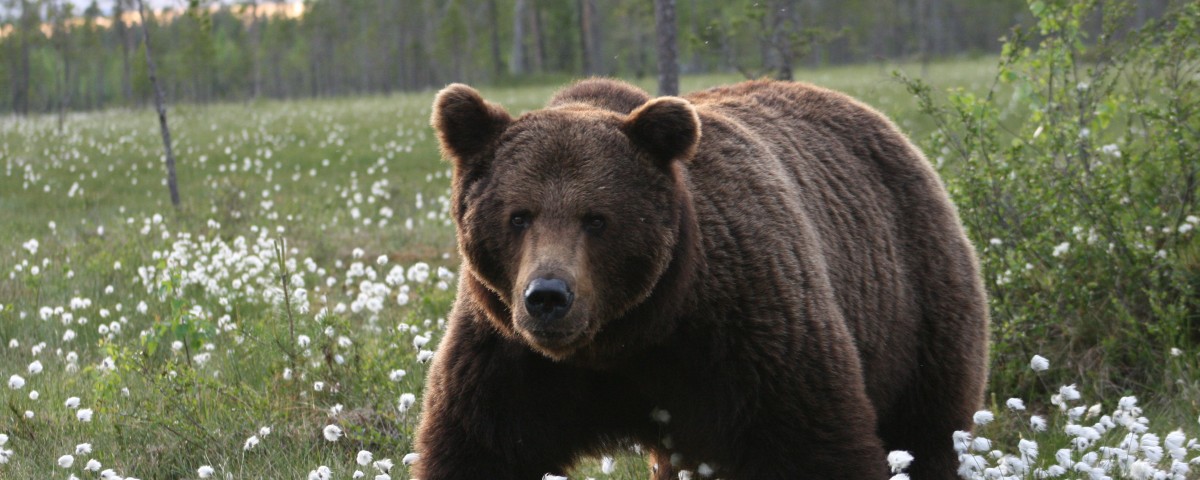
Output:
[{"xmin": 415, "ymin": 78, "xmax": 989, "ymax": 480}]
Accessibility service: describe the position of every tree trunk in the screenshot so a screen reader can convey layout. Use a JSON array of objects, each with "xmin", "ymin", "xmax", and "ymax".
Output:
[
  {"xmin": 511, "ymin": 0, "xmax": 527, "ymax": 75},
  {"xmin": 115, "ymin": 2, "xmax": 134, "ymax": 103},
  {"xmin": 530, "ymin": 2, "xmax": 546, "ymax": 73},
  {"xmin": 578, "ymin": 0, "xmax": 602, "ymax": 76},
  {"xmin": 916, "ymin": 0, "xmax": 929, "ymax": 75},
  {"xmin": 136, "ymin": 0, "xmax": 181, "ymax": 209},
  {"xmin": 578, "ymin": 0, "xmax": 592, "ymax": 76},
  {"xmin": 58, "ymin": 31, "xmax": 70, "ymax": 130},
  {"xmin": 769, "ymin": 0, "xmax": 796, "ymax": 81},
  {"xmin": 14, "ymin": 0, "xmax": 33, "ymax": 115},
  {"xmin": 653, "ymin": 0, "xmax": 679, "ymax": 96},
  {"xmin": 250, "ymin": 0, "xmax": 261, "ymax": 99},
  {"xmin": 488, "ymin": 0, "xmax": 504, "ymax": 79}
]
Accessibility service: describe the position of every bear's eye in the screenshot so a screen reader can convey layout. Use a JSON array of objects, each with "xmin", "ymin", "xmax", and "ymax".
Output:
[
  {"xmin": 510, "ymin": 212, "xmax": 531, "ymax": 230},
  {"xmin": 583, "ymin": 214, "xmax": 606, "ymax": 234}
]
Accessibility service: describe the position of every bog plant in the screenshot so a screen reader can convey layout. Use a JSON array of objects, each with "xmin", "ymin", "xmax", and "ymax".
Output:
[
  {"xmin": 900, "ymin": 0, "xmax": 1200, "ymax": 402},
  {"xmin": 951, "ymin": 354, "xmax": 1199, "ymax": 480}
]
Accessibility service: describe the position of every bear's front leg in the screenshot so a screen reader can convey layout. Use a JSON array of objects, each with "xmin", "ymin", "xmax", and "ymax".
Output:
[{"xmin": 414, "ymin": 315, "xmax": 640, "ymax": 480}]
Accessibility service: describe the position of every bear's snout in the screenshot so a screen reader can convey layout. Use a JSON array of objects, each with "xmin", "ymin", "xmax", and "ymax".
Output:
[{"xmin": 523, "ymin": 277, "xmax": 574, "ymax": 323}]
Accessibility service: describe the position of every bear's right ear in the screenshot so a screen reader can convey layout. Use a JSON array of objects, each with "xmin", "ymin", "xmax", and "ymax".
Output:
[
  {"xmin": 622, "ymin": 97, "xmax": 701, "ymax": 166},
  {"xmin": 431, "ymin": 84, "xmax": 513, "ymax": 167}
]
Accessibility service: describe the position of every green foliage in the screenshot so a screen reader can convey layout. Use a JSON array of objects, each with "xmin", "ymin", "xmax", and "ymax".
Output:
[{"xmin": 899, "ymin": 0, "xmax": 1200, "ymax": 402}]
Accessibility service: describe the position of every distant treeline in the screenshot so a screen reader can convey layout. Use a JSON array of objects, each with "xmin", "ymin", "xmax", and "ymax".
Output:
[{"xmin": 0, "ymin": 0, "xmax": 1177, "ymax": 114}]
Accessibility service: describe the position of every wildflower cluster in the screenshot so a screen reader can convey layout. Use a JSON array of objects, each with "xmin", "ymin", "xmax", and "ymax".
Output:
[{"xmin": 957, "ymin": 356, "xmax": 1199, "ymax": 480}]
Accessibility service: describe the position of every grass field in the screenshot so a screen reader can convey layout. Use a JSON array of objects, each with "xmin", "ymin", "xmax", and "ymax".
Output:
[{"xmin": 2, "ymin": 57, "xmax": 1197, "ymax": 479}]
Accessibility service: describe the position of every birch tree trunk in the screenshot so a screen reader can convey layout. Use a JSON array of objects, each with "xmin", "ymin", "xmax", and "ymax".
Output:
[
  {"xmin": 654, "ymin": 0, "xmax": 679, "ymax": 96},
  {"xmin": 136, "ymin": 0, "xmax": 181, "ymax": 208}
]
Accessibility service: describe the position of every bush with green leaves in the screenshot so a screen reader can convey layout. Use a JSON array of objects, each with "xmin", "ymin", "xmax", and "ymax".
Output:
[{"xmin": 900, "ymin": 0, "xmax": 1199, "ymax": 403}]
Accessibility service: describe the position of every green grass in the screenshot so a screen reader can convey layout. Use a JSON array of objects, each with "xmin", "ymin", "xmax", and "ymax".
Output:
[{"xmin": 1, "ymin": 57, "xmax": 1196, "ymax": 479}]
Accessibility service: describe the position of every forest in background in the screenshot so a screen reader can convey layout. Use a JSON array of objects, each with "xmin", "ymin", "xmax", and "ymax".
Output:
[{"xmin": 1, "ymin": 0, "xmax": 1175, "ymax": 114}]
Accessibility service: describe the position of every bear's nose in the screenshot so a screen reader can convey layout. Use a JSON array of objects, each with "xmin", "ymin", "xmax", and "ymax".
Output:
[{"xmin": 524, "ymin": 278, "xmax": 574, "ymax": 322}]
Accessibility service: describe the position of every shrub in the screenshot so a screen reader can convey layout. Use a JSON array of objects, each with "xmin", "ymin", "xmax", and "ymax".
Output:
[{"xmin": 900, "ymin": 0, "xmax": 1200, "ymax": 402}]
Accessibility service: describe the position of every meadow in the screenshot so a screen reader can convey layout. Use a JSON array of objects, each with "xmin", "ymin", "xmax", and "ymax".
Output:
[{"xmin": 1, "ymin": 55, "xmax": 1198, "ymax": 479}]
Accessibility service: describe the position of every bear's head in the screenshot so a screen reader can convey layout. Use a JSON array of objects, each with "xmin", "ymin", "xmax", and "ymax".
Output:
[{"xmin": 432, "ymin": 81, "xmax": 700, "ymax": 361}]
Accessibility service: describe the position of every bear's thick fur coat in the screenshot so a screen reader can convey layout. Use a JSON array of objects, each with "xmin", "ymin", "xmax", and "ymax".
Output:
[{"xmin": 415, "ymin": 79, "xmax": 989, "ymax": 479}]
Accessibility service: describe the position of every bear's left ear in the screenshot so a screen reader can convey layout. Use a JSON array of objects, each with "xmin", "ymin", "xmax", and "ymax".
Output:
[
  {"xmin": 431, "ymin": 83, "xmax": 513, "ymax": 167},
  {"xmin": 621, "ymin": 97, "xmax": 701, "ymax": 166}
]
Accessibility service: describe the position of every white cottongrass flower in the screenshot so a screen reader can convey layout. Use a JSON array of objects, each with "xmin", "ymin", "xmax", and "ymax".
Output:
[
  {"xmin": 407, "ymin": 262, "xmax": 430, "ymax": 283},
  {"xmin": 388, "ymin": 369, "xmax": 407, "ymax": 381},
  {"xmin": 953, "ymin": 430, "xmax": 973, "ymax": 453},
  {"xmin": 973, "ymin": 410, "xmax": 995, "ymax": 425},
  {"xmin": 1030, "ymin": 414, "xmax": 1048, "ymax": 431},
  {"xmin": 85, "ymin": 458, "xmax": 101, "ymax": 471},
  {"xmin": 322, "ymin": 424, "xmax": 343, "ymax": 441},
  {"xmin": 7, "ymin": 374, "xmax": 25, "ymax": 389},
  {"xmin": 22, "ymin": 239, "xmax": 39, "ymax": 255},
  {"xmin": 542, "ymin": 475, "xmax": 567, "ymax": 480},
  {"xmin": 398, "ymin": 393, "xmax": 416, "ymax": 413},
  {"xmin": 27, "ymin": 360, "xmax": 43, "ymax": 375},
  {"xmin": 353, "ymin": 471, "xmax": 365, "ymax": 479},
  {"xmin": 401, "ymin": 453, "xmax": 419, "ymax": 466},
  {"xmin": 259, "ymin": 426, "xmax": 272, "ymax": 437},
  {"xmin": 1165, "ymin": 430, "xmax": 1187, "ymax": 457},
  {"xmin": 1006, "ymin": 398, "xmax": 1026, "ymax": 411},
  {"xmin": 374, "ymin": 474, "xmax": 391, "ymax": 480},
  {"xmin": 58, "ymin": 454, "xmax": 75, "ymax": 468},
  {"xmin": 602, "ymin": 456, "xmax": 616, "ymax": 474},
  {"xmin": 416, "ymin": 350, "xmax": 434, "ymax": 363},
  {"xmin": 957, "ymin": 454, "xmax": 988, "ymax": 477},
  {"xmin": 76, "ymin": 408, "xmax": 94, "ymax": 422},
  {"xmin": 65, "ymin": 397, "xmax": 81, "ymax": 408},
  {"xmin": 243, "ymin": 435, "xmax": 260, "ymax": 451},
  {"xmin": 357, "ymin": 450, "xmax": 374, "ymax": 466},
  {"xmin": 887, "ymin": 450, "xmax": 914, "ymax": 473},
  {"xmin": 1059, "ymin": 384, "xmax": 1081, "ymax": 401},
  {"xmin": 1129, "ymin": 460, "xmax": 1156, "ymax": 480},
  {"xmin": 1030, "ymin": 354, "xmax": 1050, "ymax": 372},
  {"xmin": 375, "ymin": 458, "xmax": 395, "ymax": 472},
  {"xmin": 889, "ymin": 475, "xmax": 910, "ymax": 480},
  {"xmin": 651, "ymin": 408, "xmax": 672, "ymax": 424},
  {"xmin": 1052, "ymin": 242, "xmax": 1070, "ymax": 257},
  {"xmin": 75, "ymin": 443, "xmax": 91, "ymax": 455},
  {"xmin": 1019, "ymin": 438, "xmax": 1039, "ymax": 460},
  {"xmin": 1055, "ymin": 448, "xmax": 1072, "ymax": 467}
]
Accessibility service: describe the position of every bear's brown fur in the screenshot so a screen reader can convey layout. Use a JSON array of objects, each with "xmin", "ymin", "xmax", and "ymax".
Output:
[{"xmin": 415, "ymin": 78, "xmax": 989, "ymax": 480}]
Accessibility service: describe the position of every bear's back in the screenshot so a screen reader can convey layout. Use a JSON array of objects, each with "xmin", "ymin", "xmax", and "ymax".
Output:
[{"xmin": 683, "ymin": 80, "xmax": 985, "ymax": 420}]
